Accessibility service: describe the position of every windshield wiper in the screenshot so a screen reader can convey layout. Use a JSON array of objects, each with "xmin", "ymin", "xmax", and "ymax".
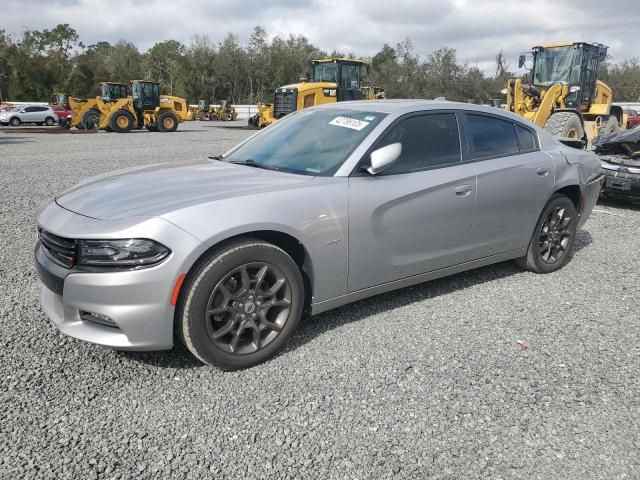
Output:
[
  {"xmin": 228, "ymin": 159, "xmax": 278, "ymax": 171},
  {"xmin": 208, "ymin": 155, "xmax": 224, "ymax": 160}
]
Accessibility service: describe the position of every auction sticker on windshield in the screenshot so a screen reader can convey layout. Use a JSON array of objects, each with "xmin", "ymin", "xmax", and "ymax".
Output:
[{"xmin": 329, "ymin": 116, "xmax": 370, "ymax": 131}]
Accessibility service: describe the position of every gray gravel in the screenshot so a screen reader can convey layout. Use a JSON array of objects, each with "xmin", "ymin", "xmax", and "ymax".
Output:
[{"xmin": 1, "ymin": 122, "xmax": 639, "ymax": 479}]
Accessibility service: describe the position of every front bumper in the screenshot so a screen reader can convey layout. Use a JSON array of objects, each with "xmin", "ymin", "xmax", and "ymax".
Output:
[
  {"xmin": 600, "ymin": 161, "xmax": 640, "ymax": 198},
  {"xmin": 35, "ymin": 201, "xmax": 202, "ymax": 351}
]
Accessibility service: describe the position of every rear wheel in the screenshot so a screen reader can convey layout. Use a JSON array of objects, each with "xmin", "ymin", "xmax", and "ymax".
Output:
[
  {"xmin": 81, "ymin": 109, "xmax": 100, "ymax": 130},
  {"xmin": 157, "ymin": 111, "xmax": 178, "ymax": 132},
  {"xmin": 178, "ymin": 240, "xmax": 304, "ymax": 370},
  {"xmin": 109, "ymin": 109, "xmax": 134, "ymax": 133},
  {"xmin": 199, "ymin": 112, "xmax": 206, "ymax": 121},
  {"xmin": 9, "ymin": 117, "xmax": 20, "ymax": 126},
  {"xmin": 44, "ymin": 116, "xmax": 56, "ymax": 126},
  {"xmin": 516, "ymin": 194, "xmax": 578, "ymax": 273},
  {"xmin": 544, "ymin": 112, "xmax": 584, "ymax": 140}
]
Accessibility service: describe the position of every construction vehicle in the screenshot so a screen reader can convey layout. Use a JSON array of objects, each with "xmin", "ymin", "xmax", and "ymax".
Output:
[
  {"xmin": 504, "ymin": 42, "xmax": 624, "ymax": 145},
  {"xmin": 190, "ymin": 100, "xmax": 215, "ymax": 120},
  {"xmin": 360, "ymin": 85, "xmax": 385, "ymax": 100},
  {"xmin": 65, "ymin": 80, "xmax": 190, "ymax": 133},
  {"xmin": 52, "ymin": 82, "xmax": 129, "ymax": 129},
  {"xmin": 213, "ymin": 99, "xmax": 238, "ymax": 121},
  {"xmin": 248, "ymin": 58, "xmax": 370, "ymax": 128}
]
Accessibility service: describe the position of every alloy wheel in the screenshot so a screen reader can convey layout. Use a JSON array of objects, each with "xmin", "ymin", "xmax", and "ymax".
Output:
[
  {"xmin": 538, "ymin": 206, "xmax": 573, "ymax": 263},
  {"xmin": 206, "ymin": 262, "xmax": 292, "ymax": 354}
]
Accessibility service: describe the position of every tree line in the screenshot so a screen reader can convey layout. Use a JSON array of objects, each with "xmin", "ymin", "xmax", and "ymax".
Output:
[{"xmin": 1, "ymin": 24, "xmax": 639, "ymax": 105}]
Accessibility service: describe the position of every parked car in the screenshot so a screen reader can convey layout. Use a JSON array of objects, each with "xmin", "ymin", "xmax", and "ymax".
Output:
[
  {"xmin": 35, "ymin": 101, "xmax": 603, "ymax": 369},
  {"xmin": 595, "ymin": 125, "xmax": 640, "ymax": 201},
  {"xmin": 50, "ymin": 103, "xmax": 74, "ymax": 125},
  {"xmin": 0, "ymin": 105, "xmax": 57, "ymax": 126},
  {"xmin": 624, "ymin": 108, "xmax": 640, "ymax": 129}
]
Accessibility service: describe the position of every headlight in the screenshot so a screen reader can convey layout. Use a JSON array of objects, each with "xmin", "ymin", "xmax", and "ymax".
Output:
[{"xmin": 77, "ymin": 239, "xmax": 170, "ymax": 267}]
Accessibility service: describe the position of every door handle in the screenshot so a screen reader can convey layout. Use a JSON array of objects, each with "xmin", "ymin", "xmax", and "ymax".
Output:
[
  {"xmin": 537, "ymin": 167, "xmax": 550, "ymax": 176},
  {"xmin": 454, "ymin": 184, "xmax": 473, "ymax": 196}
]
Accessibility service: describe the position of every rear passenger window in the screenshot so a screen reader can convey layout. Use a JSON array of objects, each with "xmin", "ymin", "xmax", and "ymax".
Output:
[
  {"xmin": 375, "ymin": 113, "xmax": 461, "ymax": 175},
  {"xmin": 467, "ymin": 114, "xmax": 520, "ymax": 158},
  {"xmin": 516, "ymin": 124, "xmax": 536, "ymax": 151}
]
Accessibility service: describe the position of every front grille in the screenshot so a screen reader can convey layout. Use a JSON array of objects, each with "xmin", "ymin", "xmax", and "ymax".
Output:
[
  {"xmin": 273, "ymin": 88, "xmax": 297, "ymax": 118},
  {"xmin": 39, "ymin": 229, "xmax": 76, "ymax": 268}
]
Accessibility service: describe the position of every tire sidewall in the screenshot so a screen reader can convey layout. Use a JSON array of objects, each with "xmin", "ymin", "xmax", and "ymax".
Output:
[
  {"xmin": 45, "ymin": 116, "xmax": 55, "ymax": 126},
  {"xmin": 179, "ymin": 241, "xmax": 304, "ymax": 369},
  {"xmin": 529, "ymin": 195, "xmax": 577, "ymax": 273},
  {"xmin": 158, "ymin": 112, "xmax": 178, "ymax": 132},
  {"xmin": 110, "ymin": 110, "xmax": 133, "ymax": 133},
  {"xmin": 10, "ymin": 117, "xmax": 20, "ymax": 126}
]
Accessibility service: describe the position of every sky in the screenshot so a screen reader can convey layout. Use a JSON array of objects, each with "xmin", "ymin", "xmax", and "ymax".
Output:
[{"xmin": 2, "ymin": 0, "xmax": 639, "ymax": 73}]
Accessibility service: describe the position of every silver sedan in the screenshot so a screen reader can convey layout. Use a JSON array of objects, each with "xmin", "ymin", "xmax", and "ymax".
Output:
[{"xmin": 35, "ymin": 100, "xmax": 604, "ymax": 369}]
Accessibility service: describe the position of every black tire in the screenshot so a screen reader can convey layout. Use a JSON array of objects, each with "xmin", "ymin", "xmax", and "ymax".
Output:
[
  {"xmin": 44, "ymin": 116, "xmax": 56, "ymax": 126},
  {"xmin": 199, "ymin": 112, "xmax": 206, "ymax": 121},
  {"xmin": 544, "ymin": 112, "xmax": 584, "ymax": 140},
  {"xmin": 516, "ymin": 194, "xmax": 578, "ymax": 273},
  {"xmin": 9, "ymin": 117, "xmax": 20, "ymax": 126},
  {"xmin": 178, "ymin": 240, "xmax": 304, "ymax": 370},
  {"xmin": 81, "ymin": 109, "xmax": 100, "ymax": 130},
  {"xmin": 598, "ymin": 115, "xmax": 619, "ymax": 136},
  {"xmin": 157, "ymin": 111, "xmax": 178, "ymax": 132},
  {"xmin": 108, "ymin": 109, "xmax": 134, "ymax": 133},
  {"xmin": 145, "ymin": 124, "xmax": 158, "ymax": 132}
]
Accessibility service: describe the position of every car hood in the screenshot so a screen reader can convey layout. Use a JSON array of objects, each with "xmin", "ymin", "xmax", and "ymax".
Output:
[{"xmin": 56, "ymin": 159, "xmax": 314, "ymax": 220}]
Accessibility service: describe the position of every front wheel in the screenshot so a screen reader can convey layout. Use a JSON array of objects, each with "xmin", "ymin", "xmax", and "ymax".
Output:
[
  {"xmin": 9, "ymin": 117, "xmax": 20, "ymax": 126},
  {"xmin": 178, "ymin": 240, "xmax": 304, "ymax": 370},
  {"xmin": 516, "ymin": 194, "xmax": 578, "ymax": 273}
]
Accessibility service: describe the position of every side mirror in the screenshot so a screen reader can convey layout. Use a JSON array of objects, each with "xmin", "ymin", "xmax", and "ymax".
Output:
[
  {"xmin": 367, "ymin": 143, "xmax": 402, "ymax": 175},
  {"xmin": 518, "ymin": 54, "xmax": 526, "ymax": 69}
]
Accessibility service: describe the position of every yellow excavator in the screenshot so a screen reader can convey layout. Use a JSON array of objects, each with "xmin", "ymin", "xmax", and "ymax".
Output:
[
  {"xmin": 248, "ymin": 58, "xmax": 372, "ymax": 128},
  {"xmin": 64, "ymin": 81, "xmax": 190, "ymax": 132},
  {"xmin": 504, "ymin": 42, "xmax": 624, "ymax": 145}
]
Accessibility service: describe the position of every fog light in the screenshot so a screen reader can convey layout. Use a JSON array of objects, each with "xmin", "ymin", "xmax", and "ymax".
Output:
[{"xmin": 80, "ymin": 311, "xmax": 118, "ymax": 329}]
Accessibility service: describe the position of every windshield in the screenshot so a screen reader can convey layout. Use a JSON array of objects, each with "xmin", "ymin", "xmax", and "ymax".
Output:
[
  {"xmin": 533, "ymin": 46, "xmax": 582, "ymax": 85},
  {"xmin": 224, "ymin": 108, "xmax": 387, "ymax": 175},
  {"xmin": 313, "ymin": 63, "xmax": 338, "ymax": 83}
]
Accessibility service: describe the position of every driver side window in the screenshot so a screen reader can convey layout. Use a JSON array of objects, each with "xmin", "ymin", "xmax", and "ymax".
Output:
[{"xmin": 374, "ymin": 113, "xmax": 462, "ymax": 175}]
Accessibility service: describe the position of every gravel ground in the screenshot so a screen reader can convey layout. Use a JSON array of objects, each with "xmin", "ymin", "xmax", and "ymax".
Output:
[{"xmin": 1, "ymin": 122, "xmax": 639, "ymax": 479}]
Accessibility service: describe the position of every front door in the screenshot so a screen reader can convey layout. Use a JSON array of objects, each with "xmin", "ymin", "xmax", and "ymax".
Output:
[{"xmin": 348, "ymin": 112, "xmax": 477, "ymax": 292}]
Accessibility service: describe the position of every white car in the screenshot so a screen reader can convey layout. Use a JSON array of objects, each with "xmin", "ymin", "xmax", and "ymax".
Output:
[{"xmin": 0, "ymin": 105, "xmax": 57, "ymax": 126}]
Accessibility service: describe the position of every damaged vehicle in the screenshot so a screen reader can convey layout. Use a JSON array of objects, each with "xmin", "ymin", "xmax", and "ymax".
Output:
[
  {"xmin": 594, "ymin": 126, "xmax": 640, "ymax": 200},
  {"xmin": 35, "ymin": 101, "xmax": 603, "ymax": 370}
]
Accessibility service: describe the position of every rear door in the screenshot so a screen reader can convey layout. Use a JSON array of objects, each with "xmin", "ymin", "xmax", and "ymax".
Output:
[
  {"xmin": 463, "ymin": 113, "xmax": 555, "ymax": 259},
  {"xmin": 348, "ymin": 111, "xmax": 477, "ymax": 292},
  {"xmin": 34, "ymin": 106, "xmax": 48, "ymax": 122}
]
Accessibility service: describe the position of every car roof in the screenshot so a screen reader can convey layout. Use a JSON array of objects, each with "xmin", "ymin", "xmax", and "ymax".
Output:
[{"xmin": 315, "ymin": 99, "xmax": 531, "ymax": 125}]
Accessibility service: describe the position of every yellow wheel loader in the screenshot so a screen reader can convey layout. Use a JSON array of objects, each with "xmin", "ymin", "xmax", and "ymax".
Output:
[
  {"xmin": 504, "ymin": 42, "xmax": 624, "ymax": 146},
  {"xmin": 59, "ymin": 82, "xmax": 129, "ymax": 130},
  {"xmin": 71, "ymin": 81, "xmax": 189, "ymax": 133},
  {"xmin": 248, "ymin": 58, "xmax": 371, "ymax": 128},
  {"xmin": 213, "ymin": 100, "xmax": 238, "ymax": 121}
]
